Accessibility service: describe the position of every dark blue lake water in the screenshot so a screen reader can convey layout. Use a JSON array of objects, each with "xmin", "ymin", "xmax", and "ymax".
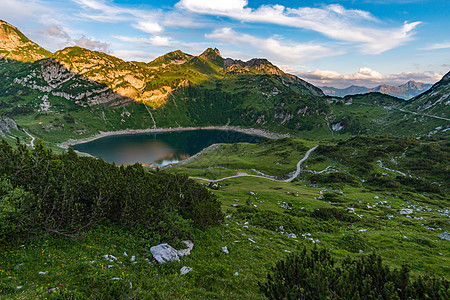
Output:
[{"xmin": 72, "ymin": 130, "xmax": 265, "ymax": 166}]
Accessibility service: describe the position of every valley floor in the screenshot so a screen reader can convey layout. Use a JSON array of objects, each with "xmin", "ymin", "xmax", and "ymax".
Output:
[{"xmin": 1, "ymin": 136, "xmax": 448, "ymax": 299}]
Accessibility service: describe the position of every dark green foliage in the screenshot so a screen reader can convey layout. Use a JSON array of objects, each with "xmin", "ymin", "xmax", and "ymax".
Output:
[
  {"xmin": 235, "ymin": 206, "xmax": 339, "ymax": 234},
  {"xmin": 336, "ymin": 234, "xmax": 369, "ymax": 253},
  {"xmin": 310, "ymin": 207, "xmax": 356, "ymax": 222},
  {"xmin": 0, "ymin": 140, "xmax": 223, "ymax": 243},
  {"xmin": 310, "ymin": 172, "xmax": 357, "ymax": 185},
  {"xmin": 260, "ymin": 247, "xmax": 449, "ymax": 299},
  {"xmin": 9, "ymin": 105, "xmax": 34, "ymax": 116}
]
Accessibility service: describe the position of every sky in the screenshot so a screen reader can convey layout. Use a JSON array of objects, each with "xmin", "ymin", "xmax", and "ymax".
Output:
[{"xmin": 1, "ymin": 0, "xmax": 449, "ymax": 88}]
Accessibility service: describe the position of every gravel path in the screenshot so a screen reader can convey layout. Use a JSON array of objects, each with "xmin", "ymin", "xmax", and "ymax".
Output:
[{"xmin": 189, "ymin": 145, "xmax": 319, "ymax": 183}]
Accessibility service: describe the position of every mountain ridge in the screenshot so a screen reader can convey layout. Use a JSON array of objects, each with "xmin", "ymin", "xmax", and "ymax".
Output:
[{"xmin": 321, "ymin": 80, "xmax": 433, "ymax": 99}]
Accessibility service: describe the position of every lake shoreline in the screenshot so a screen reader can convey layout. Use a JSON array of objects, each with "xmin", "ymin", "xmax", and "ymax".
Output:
[{"xmin": 57, "ymin": 126, "xmax": 290, "ymax": 148}]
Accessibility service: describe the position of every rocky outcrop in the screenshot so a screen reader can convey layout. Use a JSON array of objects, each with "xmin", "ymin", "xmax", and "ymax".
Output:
[{"xmin": 0, "ymin": 115, "xmax": 19, "ymax": 136}]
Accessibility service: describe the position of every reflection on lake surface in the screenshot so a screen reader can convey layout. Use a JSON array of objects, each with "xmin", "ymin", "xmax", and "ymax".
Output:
[{"xmin": 72, "ymin": 130, "xmax": 266, "ymax": 166}]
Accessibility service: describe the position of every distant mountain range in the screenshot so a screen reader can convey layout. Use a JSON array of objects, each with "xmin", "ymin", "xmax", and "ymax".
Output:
[
  {"xmin": 321, "ymin": 81, "xmax": 433, "ymax": 99},
  {"xmin": 0, "ymin": 18, "xmax": 448, "ymax": 143}
]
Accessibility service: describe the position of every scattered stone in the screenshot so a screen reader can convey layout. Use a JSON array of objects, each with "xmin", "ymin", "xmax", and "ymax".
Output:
[
  {"xmin": 249, "ymin": 192, "xmax": 255, "ymax": 196},
  {"xmin": 231, "ymin": 204, "xmax": 238, "ymax": 207},
  {"xmin": 107, "ymin": 265, "xmax": 114, "ymax": 269},
  {"xmin": 180, "ymin": 266, "xmax": 192, "ymax": 275},
  {"xmin": 123, "ymin": 252, "xmax": 128, "ymax": 257},
  {"xmin": 399, "ymin": 209, "xmax": 413, "ymax": 215},
  {"xmin": 222, "ymin": 246, "xmax": 229, "ymax": 254},
  {"xmin": 347, "ymin": 208, "xmax": 355, "ymax": 214},
  {"xmin": 374, "ymin": 196, "xmax": 379, "ymax": 199},
  {"xmin": 16, "ymin": 286, "xmax": 23, "ymax": 290},
  {"xmin": 359, "ymin": 250, "xmax": 364, "ymax": 253},
  {"xmin": 359, "ymin": 229, "xmax": 367, "ymax": 232},
  {"xmin": 178, "ymin": 240, "xmax": 194, "ymax": 257},
  {"xmin": 130, "ymin": 256, "xmax": 136, "ymax": 262},
  {"xmin": 288, "ymin": 233, "xmax": 297, "ymax": 239},
  {"xmin": 150, "ymin": 244, "xmax": 180, "ymax": 264},
  {"xmin": 234, "ymin": 272, "xmax": 239, "ymax": 276},
  {"xmin": 103, "ymin": 255, "xmax": 118, "ymax": 262},
  {"xmin": 403, "ymin": 236, "xmax": 408, "ymax": 239},
  {"xmin": 439, "ymin": 232, "xmax": 450, "ymax": 241}
]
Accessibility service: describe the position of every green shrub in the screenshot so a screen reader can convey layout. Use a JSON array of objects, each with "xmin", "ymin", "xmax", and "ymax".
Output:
[
  {"xmin": 0, "ymin": 140, "xmax": 223, "ymax": 244},
  {"xmin": 260, "ymin": 247, "xmax": 449, "ymax": 299},
  {"xmin": 336, "ymin": 234, "xmax": 369, "ymax": 253}
]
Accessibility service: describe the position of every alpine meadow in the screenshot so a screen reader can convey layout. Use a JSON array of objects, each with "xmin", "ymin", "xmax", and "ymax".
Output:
[{"xmin": 0, "ymin": 1, "xmax": 449, "ymax": 299}]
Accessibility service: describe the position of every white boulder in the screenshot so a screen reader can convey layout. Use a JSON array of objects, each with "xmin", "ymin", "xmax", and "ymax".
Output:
[
  {"xmin": 177, "ymin": 240, "xmax": 194, "ymax": 257},
  {"xmin": 150, "ymin": 244, "xmax": 180, "ymax": 264},
  {"xmin": 180, "ymin": 266, "xmax": 192, "ymax": 275},
  {"xmin": 399, "ymin": 209, "xmax": 413, "ymax": 215}
]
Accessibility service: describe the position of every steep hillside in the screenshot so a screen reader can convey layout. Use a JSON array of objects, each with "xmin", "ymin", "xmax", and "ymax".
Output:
[
  {"xmin": 403, "ymin": 71, "xmax": 450, "ymax": 118},
  {"xmin": 0, "ymin": 20, "xmax": 51, "ymax": 62},
  {"xmin": 0, "ymin": 19, "xmax": 447, "ymax": 144}
]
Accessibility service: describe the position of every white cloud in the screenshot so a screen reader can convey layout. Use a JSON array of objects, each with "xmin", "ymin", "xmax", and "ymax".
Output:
[
  {"xmin": 74, "ymin": 36, "xmax": 110, "ymax": 52},
  {"xmin": 206, "ymin": 28, "xmax": 340, "ymax": 64},
  {"xmin": 133, "ymin": 21, "xmax": 163, "ymax": 34},
  {"xmin": 420, "ymin": 42, "xmax": 450, "ymax": 50},
  {"xmin": 113, "ymin": 35, "xmax": 173, "ymax": 47},
  {"xmin": 45, "ymin": 25, "xmax": 110, "ymax": 52},
  {"xmin": 294, "ymin": 67, "xmax": 442, "ymax": 88},
  {"xmin": 176, "ymin": 0, "xmax": 248, "ymax": 13},
  {"xmin": 177, "ymin": 1, "xmax": 420, "ymax": 54},
  {"xmin": 110, "ymin": 49, "xmax": 156, "ymax": 62}
]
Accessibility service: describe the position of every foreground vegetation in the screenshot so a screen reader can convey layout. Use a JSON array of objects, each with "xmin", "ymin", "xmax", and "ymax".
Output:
[{"xmin": 0, "ymin": 136, "xmax": 448, "ymax": 298}]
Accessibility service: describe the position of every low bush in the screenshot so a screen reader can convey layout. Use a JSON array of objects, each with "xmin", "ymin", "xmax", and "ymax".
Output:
[
  {"xmin": 260, "ymin": 247, "xmax": 449, "ymax": 299},
  {"xmin": 0, "ymin": 140, "xmax": 223, "ymax": 244}
]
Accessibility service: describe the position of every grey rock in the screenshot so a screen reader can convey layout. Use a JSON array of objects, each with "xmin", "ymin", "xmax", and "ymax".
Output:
[
  {"xmin": 222, "ymin": 246, "xmax": 229, "ymax": 254},
  {"xmin": 439, "ymin": 232, "xmax": 450, "ymax": 241},
  {"xmin": 150, "ymin": 244, "xmax": 180, "ymax": 264},
  {"xmin": 178, "ymin": 240, "xmax": 194, "ymax": 257},
  {"xmin": 180, "ymin": 266, "xmax": 192, "ymax": 275},
  {"xmin": 399, "ymin": 209, "xmax": 413, "ymax": 215}
]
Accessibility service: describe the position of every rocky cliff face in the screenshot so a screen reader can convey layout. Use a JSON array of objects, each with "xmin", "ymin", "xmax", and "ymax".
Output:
[
  {"xmin": 0, "ymin": 20, "xmax": 51, "ymax": 62},
  {"xmin": 0, "ymin": 115, "xmax": 19, "ymax": 136}
]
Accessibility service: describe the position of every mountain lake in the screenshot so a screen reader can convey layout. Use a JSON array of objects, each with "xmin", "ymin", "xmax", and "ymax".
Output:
[{"xmin": 72, "ymin": 129, "xmax": 266, "ymax": 166}]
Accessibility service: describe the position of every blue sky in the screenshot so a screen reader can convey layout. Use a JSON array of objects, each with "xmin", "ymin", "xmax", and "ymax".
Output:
[{"xmin": 1, "ymin": 0, "xmax": 449, "ymax": 87}]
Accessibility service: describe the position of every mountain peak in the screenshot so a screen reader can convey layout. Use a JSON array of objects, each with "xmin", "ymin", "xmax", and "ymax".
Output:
[
  {"xmin": 0, "ymin": 19, "xmax": 51, "ymax": 62},
  {"xmin": 200, "ymin": 48, "xmax": 222, "ymax": 60}
]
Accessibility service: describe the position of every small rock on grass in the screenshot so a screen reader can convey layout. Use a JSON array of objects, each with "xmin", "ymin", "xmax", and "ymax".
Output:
[
  {"xmin": 180, "ymin": 266, "xmax": 192, "ymax": 275},
  {"xmin": 222, "ymin": 246, "xmax": 229, "ymax": 254}
]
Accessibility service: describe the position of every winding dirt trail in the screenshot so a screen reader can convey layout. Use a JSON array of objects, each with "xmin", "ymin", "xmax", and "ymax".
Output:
[
  {"xmin": 23, "ymin": 129, "xmax": 35, "ymax": 148},
  {"xmin": 189, "ymin": 145, "xmax": 318, "ymax": 183}
]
